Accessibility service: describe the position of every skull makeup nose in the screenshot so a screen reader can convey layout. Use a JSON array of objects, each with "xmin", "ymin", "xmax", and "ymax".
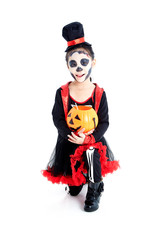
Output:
[{"xmin": 76, "ymin": 66, "xmax": 83, "ymax": 72}]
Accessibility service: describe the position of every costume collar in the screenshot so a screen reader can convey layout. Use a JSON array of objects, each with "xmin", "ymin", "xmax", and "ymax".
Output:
[{"xmin": 61, "ymin": 81, "xmax": 104, "ymax": 119}]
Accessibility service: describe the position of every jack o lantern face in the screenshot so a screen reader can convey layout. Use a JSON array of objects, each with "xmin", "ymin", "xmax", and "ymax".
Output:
[
  {"xmin": 66, "ymin": 106, "xmax": 98, "ymax": 133},
  {"xmin": 67, "ymin": 111, "xmax": 82, "ymax": 132}
]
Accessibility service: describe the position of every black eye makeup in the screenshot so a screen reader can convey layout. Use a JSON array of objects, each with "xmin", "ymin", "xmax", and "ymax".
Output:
[
  {"xmin": 69, "ymin": 60, "xmax": 77, "ymax": 68},
  {"xmin": 80, "ymin": 58, "xmax": 89, "ymax": 66}
]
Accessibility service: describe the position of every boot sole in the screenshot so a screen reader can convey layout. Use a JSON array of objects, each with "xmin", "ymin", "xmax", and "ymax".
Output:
[{"xmin": 84, "ymin": 205, "xmax": 99, "ymax": 212}]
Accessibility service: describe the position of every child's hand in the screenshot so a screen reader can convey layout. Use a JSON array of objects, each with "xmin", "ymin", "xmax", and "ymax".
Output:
[
  {"xmin": 78, "ymin": 128, "xmax": 94, "ymax": 136},
  {"xmin": 67, "ymin": 128, "xmax": 94, "ymax": 144},
  {"xmin": 85, "ymin": 129, "xmax": 94, "ymax": 136},
  {"xmin": 68, "ymin": 130, "xmax": 85, "ymax": 145}
]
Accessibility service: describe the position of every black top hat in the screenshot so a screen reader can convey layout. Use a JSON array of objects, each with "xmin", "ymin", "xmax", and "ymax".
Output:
[{"xmin": 62, "ymin": 22, "xmax": 91, "ymax": 52}]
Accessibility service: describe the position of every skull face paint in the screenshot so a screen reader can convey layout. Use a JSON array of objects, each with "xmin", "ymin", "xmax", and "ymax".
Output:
[{"xmin": 68, "ymin": 51, "xmax": 92, "ymax": 82}]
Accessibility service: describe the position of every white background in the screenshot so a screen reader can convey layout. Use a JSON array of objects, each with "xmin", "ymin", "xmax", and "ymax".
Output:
[{"xmin": 0, "ymin": 0, "xmax": 160, "ymax": 239}]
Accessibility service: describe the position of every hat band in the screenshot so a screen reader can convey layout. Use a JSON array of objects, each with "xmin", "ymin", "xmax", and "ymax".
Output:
[{"xmin": 67, "ymin": 37, "xmax": 85, "ymax": 47}]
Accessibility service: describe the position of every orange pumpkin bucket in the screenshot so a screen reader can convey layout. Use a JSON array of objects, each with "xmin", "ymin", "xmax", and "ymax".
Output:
[{"xmin": 66, "ymin": 105, "xmax": 98, "ymax": 133}]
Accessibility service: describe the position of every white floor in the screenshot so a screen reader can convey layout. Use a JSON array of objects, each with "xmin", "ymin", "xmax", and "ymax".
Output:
[
  {"xmin": 1, "ymin": 1, "xmax": 160, "ymax": 239},
  {"xmin": 2, "ymin": 159, "xmax": 159, "ymax": 240}
]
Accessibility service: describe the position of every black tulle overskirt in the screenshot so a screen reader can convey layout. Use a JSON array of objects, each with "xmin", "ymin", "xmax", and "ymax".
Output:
[{"xmin": 46, "ymin": 134, "xmax": 115, "ymax": 177}]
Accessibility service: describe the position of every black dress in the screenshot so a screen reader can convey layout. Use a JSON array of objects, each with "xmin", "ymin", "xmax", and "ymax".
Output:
[{"xmin": 42, "ymin": 84, "xmax": 119, "ymax": 186}]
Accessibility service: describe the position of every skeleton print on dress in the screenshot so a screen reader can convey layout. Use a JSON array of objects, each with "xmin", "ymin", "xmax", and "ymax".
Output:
[{"xmin": 86, "ymin": 147, "xmax": 95, "ymax": 183}]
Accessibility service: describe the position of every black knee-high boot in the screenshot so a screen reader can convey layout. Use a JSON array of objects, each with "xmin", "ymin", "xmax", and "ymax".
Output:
[{"xmin": 84, "ymin": 181, "xmax": 104, "ymax": 212}]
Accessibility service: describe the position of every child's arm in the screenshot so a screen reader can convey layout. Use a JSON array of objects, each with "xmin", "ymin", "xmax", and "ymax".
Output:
[
  {"xmin": 93, "ymin": 91, "xmax": 109, "ymax": 140},
  {"xmin": 83, "ymin": 91, "xmax": 109, "ymax": 144},
  {"xmin": 52, "ymin": 88, "xmax": 71, "ymax": 140}
]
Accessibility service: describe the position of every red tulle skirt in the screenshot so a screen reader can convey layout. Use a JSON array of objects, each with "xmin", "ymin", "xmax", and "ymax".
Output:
[{"xmin": 41, "ymin": 141, "xmax": 120, "ymax": 186}]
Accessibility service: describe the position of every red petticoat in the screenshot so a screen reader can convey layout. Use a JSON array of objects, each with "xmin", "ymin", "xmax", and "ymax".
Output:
[{"xmin": 41, "ymin": 142, "xmax": 120, "ymax": 186}]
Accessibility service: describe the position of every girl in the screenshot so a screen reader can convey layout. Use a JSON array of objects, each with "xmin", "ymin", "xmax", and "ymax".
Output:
[{"xmin": 42, "ymin": 22, "xmax": 120, "ymax": 212}]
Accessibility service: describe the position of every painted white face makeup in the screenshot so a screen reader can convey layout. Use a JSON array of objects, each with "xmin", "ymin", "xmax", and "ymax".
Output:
[{"xmin": 68, "ymin": 50, "xmax": 92, "ymax": 82}]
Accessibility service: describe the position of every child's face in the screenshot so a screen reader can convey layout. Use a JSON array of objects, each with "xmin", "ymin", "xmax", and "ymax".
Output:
[{"xmin": 67, "ymin": 48, "xmax": 93, "ymax": 82}]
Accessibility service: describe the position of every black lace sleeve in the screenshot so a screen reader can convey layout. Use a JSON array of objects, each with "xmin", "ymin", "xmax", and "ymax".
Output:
[
  {"xmin": 52, "ymin": 88, "xmax": 71, "ymax": 140},
  {"xmin": 92, "ymin": 91, "xmax": 109, "ymax": 142}
]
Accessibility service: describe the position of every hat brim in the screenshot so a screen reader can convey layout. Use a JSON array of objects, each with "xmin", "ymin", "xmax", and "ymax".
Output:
[{"xmin": 65, "ymin": 42, "xmax": 92, "ymax": 52}]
